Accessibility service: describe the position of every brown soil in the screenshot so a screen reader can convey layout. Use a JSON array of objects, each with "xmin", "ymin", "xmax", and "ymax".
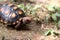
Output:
[{"xmin": 0, "ymin": 0, "xmax": 60, "ymax": 40}]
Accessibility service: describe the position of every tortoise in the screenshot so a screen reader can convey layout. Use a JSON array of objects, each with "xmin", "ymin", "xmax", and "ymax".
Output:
[{"xmin": 0, "ymin": 3, "xmax": 31, "ymax": 29}]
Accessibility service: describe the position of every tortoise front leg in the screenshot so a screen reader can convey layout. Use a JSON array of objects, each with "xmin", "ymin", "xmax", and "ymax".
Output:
[{"xmin": 15, "ymin": 22, "xmax": 21, "ymax": 29}]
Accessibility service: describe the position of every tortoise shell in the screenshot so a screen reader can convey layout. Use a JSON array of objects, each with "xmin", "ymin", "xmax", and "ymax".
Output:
[{"xmin": 0, "ymin": 3, "xmax": 26, "ymax": 25}]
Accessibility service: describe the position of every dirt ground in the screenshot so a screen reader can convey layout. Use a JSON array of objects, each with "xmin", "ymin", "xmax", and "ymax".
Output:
[{"xmin": 0, "ymin": 0, "xmax": 60, "ymax": 40}]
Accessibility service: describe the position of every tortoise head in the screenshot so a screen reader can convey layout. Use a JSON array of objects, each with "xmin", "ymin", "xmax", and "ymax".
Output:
[{"xmin": 22, "ymin": 17, "xmax": 31, "ymax": 24}]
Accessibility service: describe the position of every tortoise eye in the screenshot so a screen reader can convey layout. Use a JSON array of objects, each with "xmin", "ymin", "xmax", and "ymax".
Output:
[{"xmin": 10, "ymin": 13, "xmax": 16, "ymax": 18}]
